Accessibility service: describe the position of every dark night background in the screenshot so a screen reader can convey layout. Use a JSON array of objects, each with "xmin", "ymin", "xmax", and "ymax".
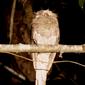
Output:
[{"xmin": 0, "ymin": 0, "xmax": 85, "ymax": 85}]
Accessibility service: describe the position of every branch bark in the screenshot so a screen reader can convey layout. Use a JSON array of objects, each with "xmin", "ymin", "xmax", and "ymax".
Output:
[{"xmin": 0, "ymin": 44, "xmax": 85, "ymax": 53}]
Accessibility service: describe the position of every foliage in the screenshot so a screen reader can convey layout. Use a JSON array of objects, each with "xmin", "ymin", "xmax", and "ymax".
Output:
[{"xmin": 79, "ymin": 0, "xmax": 85, "ymax": 8}]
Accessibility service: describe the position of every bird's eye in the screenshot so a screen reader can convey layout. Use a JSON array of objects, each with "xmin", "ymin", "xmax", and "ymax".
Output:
[{"xmin": 33, "ymin": 39, "xmax": 37, "ymax": 45}]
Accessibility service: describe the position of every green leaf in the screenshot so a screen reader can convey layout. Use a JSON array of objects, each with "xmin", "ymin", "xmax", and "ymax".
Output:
[{"xmin": 79, "ymin": 0, "xmax": 85, "ymax": 8}]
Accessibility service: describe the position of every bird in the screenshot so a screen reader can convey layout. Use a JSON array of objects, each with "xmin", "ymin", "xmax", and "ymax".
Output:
[{"xmin": 31, "ymin": 9, "xmax": 60, "ymax": 83}]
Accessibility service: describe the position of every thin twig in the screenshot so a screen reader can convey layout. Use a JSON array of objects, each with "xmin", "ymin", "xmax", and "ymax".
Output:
[
  {"xmin": 0, "ymin": 62, "xmax": 26, "ymax": 80},
  {"xmin": 54, "ymin": 60, "xmax": 85, "ymax": 68},
  {"xmin": 0, "ymin": 52, "xmax": 33, "ymax": 62},
  {"xmin": 9, "ymin": 0, "xmax": 16, "ymax": 43}
]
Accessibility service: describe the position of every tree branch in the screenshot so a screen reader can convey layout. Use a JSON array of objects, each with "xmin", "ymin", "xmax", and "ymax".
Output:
[
  {"xmin": 9, "ymin": 0, "xmax": 16, "ymax": 43},
  {"xmin": 0, "ymin": 44, "xmax": 85, "ymax": 53}
]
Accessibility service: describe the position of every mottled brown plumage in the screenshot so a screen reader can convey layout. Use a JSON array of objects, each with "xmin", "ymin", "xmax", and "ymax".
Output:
[
  {"xmin": 32, "ymin": 9, "xmax": 60, "ymax": 71},
  {"xmin": 31, "ymin": 9, "xmax": 60, "ymax": 84}
]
